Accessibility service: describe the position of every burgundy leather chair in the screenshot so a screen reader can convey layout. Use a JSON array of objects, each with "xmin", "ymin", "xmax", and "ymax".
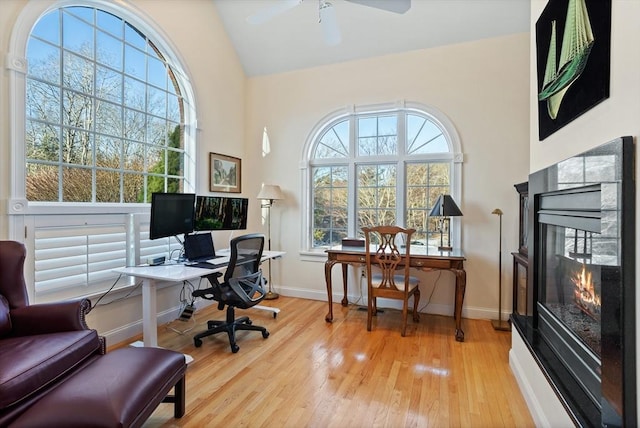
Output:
[
  {"xmin": 1, "ymin": 240, "xmax": 187, "ymax": 427},
  {"xmin": 0, "ymin": 240, "xmax": 104, "ymax": 425}
]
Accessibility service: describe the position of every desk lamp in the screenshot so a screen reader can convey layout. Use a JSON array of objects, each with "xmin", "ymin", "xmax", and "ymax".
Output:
[
  {"xmin": 257, "ymin": 184, "xmax": 284, "ymax": 299},
  {"xmin": 428, "ymin": 195, "xmax": 463, "ymax": 251}
]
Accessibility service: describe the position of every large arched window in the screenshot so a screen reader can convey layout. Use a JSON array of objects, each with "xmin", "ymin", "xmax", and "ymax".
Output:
[
  {"xmin": 26, "ymin": 5, "xmax": 186, "ymax": 202},
  {"xmin": 303, "ymin": 102, "xmax": 463, "ymax": 251},
  {"xmin": 7, "ymin": 1, "xmax": 196, "ymax": 301}
]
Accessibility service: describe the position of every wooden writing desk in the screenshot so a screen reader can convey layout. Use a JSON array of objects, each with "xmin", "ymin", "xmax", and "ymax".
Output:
[{"xmin": 324, "ymin": 245, "xmax": 467, "ymax": 341}]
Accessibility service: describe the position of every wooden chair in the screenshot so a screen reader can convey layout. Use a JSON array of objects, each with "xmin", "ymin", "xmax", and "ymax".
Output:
[{"xmin": 362, "ymin": 226, "xmax": 421, "ymax": 336}]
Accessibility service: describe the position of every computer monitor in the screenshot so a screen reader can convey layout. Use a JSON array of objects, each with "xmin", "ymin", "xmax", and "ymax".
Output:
[
  {"xmin": 149, "ymin": 192, "xmax": 196, "ymax": 240},
  {"xmin": 194, "ymin": 196, "xmax": 248, "ymax": 231}
]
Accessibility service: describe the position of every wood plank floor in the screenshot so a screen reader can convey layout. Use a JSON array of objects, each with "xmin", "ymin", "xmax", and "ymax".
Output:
[{"xmin": 115, "ymin": 297, "xmax": 534, "ymax": 427}]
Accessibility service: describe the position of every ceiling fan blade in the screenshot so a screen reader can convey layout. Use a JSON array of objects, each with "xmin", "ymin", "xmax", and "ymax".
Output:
[
  {"xmin": 319, "ymin": 1, "xmax": 341, "ymax": 46},
  {"xmin": 345, "ymin": 0, "xmax": 411, "ymax": 14},
  {"xmin": 246, "ymin": 0, "xmax": 303, "ymax": 25}
]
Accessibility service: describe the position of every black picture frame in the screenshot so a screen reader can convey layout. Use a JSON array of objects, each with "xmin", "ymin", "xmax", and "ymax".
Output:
[{"xmin": 535, "ymin": 0, "xmax": 611, "ymax": 141}]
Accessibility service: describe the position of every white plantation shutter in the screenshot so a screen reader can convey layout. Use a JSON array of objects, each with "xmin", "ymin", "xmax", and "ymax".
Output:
[
  {"xmin": 29, "ymin": 212, "xmax": 187, "ymax": 301},
  {"xmin": 33, "ymin": 215, "xmax": 128, "ymax": 297}
]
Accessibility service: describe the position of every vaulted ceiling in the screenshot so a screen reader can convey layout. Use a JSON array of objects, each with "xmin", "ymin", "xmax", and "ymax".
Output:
[{"xmin": 212, "ymin": 0, "xmax": 530, "ymax": 77}]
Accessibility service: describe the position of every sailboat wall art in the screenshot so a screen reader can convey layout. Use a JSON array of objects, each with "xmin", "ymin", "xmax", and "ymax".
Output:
[{"xmin": 536, "ymin": 0, "xmax": 611, "ymax": 141}]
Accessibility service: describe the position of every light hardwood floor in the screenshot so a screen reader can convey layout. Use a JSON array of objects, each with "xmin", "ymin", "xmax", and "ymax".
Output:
[{"xmin": 116, "ymin": 296, "xmax": 534, "ymax": 427}]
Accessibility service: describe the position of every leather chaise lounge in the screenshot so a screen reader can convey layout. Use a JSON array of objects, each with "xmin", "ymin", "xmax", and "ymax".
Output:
[{"xmin": 0, "ymin": 240, "xmax": 187, "ymax": 427}]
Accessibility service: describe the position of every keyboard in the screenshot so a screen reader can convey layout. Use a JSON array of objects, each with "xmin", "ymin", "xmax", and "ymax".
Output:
[
  {"xmin": 185, "ymin": 255, "xmax": 230, "ymax": 269},
  {"xmin": 208, "ymin": 256, "xmax": 230, "ymax": 265},
  {"xmin": 185, "ymin": 261, "xmax": 224, "ymax": 269}
]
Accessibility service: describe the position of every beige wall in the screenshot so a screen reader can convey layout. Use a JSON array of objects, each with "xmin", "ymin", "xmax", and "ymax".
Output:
[
  {"xmin": 245, "ymin": 33, "xmax": 530, "ymax": 319},
  {"xmin": 511, "ymin": 1, "xmax": 640, "ymax": 425},
  {"xmin": 0, "ymin": 0, "xmax": 530, "ymax": 341}
]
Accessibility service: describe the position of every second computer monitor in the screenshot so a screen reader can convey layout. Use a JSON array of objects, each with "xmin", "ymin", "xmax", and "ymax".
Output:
[{"xmin": 194, "ymin": 196, "xmax": 248, "ymax": 231}]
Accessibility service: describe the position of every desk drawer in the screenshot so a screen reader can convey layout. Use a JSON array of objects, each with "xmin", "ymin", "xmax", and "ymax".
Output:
[{"xmin": 412, "ymin": 259, "xmax": 457, "ymax": 269}]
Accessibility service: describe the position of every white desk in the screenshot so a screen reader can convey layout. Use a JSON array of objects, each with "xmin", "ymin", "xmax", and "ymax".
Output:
[{"xmin": 113, "ymin": 250, "xmax": 285, "ymax": 348}]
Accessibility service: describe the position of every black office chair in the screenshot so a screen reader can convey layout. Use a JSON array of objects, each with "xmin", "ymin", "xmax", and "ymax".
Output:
[{"xmin": 192, "ymin": 233, "xmax": 270, "ymax": 353}]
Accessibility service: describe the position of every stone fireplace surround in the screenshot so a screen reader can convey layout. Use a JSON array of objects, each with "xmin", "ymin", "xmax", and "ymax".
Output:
[{"xmin": 512, "ymin": 136, "xmax": 636, "ymax": 427}]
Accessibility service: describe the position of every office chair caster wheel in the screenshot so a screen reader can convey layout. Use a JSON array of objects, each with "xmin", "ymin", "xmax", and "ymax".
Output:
[
  {"xmin": 194, "ymin": 338, "xmax": 202, "ymax": 347},
  {"xmin": 231, "ymin": 344, "xmax": 240, "ymax": 353},
  {"xmin": 246, "ymin": 319, "xmax": 252, "ymax": 325},
  {"xmin": 273, "ymin": 313, "xmax": 277, "ymax": 319},
  {"xmin": 262, "ymin": 330, "xmax": 270, "ymax": 339}
]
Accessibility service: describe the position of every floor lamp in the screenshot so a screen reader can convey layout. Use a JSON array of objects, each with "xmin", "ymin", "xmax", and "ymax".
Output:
[
  {"xmin": 257, "ymin": 184, "xmax": 284, "ymax": 300},
  {"xmin": 491, "ymin": 208, "xmax": 510, "ymax": 331}
]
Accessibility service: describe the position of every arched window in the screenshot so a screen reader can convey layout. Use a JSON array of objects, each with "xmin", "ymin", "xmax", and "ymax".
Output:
[
  {"xmin": 303, "ymin": 102, "xmax": 463, "ymax": 251},
  {"xmin": 26, "ymin": 5, "xmax": 187, "ymax": 202},
  {"xmin": 7, "ymin": 1, "xmax": 196, "ymax": 301}
]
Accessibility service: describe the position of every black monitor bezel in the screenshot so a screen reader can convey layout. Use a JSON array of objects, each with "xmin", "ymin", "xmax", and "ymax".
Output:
[{"xmin": 149, "ymin": 192, "xmax": 196, "ymax": 240}]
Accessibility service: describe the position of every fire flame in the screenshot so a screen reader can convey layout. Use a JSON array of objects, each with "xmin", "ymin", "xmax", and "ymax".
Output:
[{"xmin": 571, "ymin": 264, "xmax": 601, "ymax": 317}]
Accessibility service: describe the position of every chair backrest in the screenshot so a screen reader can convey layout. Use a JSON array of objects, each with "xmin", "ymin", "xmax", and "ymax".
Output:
[
  {"xmin": 0, "ymin": 241, "xmax": 29, "ymax": 309},
  {"xmin": 224, "ymin": 233, "xmax": 265, "ymax": 283},
  {"xmin": 362, "ymin": 226, "xmax": 415, "ymax": 293}
]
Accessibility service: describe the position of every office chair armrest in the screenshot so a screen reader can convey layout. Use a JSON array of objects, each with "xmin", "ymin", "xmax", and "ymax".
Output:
[
  {"xmin": 202, "ymin": 272, "xmax": 223, "ymax": 287},
  {"xmin": 192, "ymin": 272, "xmax": 223, "ymax": 300}
]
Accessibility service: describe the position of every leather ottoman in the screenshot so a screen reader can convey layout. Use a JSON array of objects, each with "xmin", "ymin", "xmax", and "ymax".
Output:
[{"xmin": 10, "ymin": 347, "xmax": 186, "ymax": 428}]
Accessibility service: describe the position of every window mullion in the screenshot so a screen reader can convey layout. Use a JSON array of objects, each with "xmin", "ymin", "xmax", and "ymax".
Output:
[
  {"xmin": 397, "ymin": 112, "xmax": 407, "ymax": 226},
  {"xmin": 397, "ymin": 160, "xmax": 406, "ymax": 228},
  {"xmin": 347, "ymin": 114, "xmax": 357, "ymax": 238}
]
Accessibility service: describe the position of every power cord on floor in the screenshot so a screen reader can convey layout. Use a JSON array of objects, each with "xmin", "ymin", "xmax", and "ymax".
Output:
[
  {"xmin": 350, "ymin": 266, "xmax": 366, "ymax": 307},
  {"xmin": 176, "ymin": 279, "xmax": 200, "ymax": 322},
  {"xmin": 167, "ymin": 311, "xmax": 197, "ymax": 335},
  {"xmin": 167, "ymin": 279, "xmax": 201, "ymax": 335},
  {"xmin": 418, "ymin": 270, "xmax": 442, "ymax": 313}
]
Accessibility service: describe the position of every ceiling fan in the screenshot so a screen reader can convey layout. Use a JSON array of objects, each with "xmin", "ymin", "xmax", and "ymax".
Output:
[{"xmin": 246, "ymin": 0, "xmax": 411, "ymax": 46}]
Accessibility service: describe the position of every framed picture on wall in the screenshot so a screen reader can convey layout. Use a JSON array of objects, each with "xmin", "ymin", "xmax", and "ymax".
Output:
[
  {"xmin": 536, "ymin": 0, "xmax": 611, "ymax": 140},
  {"xmin": 209, "ymin": 152, "xmax": 241, "ymax": 193}
]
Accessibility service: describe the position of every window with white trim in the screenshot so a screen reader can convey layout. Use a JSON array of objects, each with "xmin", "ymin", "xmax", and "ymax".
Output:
[
  {"xmin": 307, "ymin": 104, "xmax": 462, "ymax": 249},
  {"xmin": 9, "ymin": 1, "xmax": 196, "ymax": 301},
  {"xmin": 26, "ymin": 6, "xmax": 185, "ymax": 202}
]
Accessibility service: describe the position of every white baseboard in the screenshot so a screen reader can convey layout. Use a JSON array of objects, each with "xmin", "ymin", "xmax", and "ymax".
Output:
[
  {"xmin": 101, "ymin": 299, "xmax": 215, "ymax": 346},
  {"xmin": 273, "ymin": 284, "xmax": 505, "ymax": 320},
  {"xmin": 101, "ymin": 283, "xmax": 503, "ymax": 346}
]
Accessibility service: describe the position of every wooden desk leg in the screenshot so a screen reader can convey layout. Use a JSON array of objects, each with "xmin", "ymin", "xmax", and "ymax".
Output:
[
  {"xmin": 325, "ymin": 259, "xmax": 338, "ymax": 322},
  {"xmin": 341, "ymin": 263, "xmax": 349, "ymax": 306},
  {"xmin": 453, "ymin": 268, "xmax": 467, "ymax": 342}
]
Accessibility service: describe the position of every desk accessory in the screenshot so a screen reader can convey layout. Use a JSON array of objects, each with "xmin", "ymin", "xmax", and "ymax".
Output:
[
  {"xmin": 342, "ymin": 238, "xmax": 365, "ymax": 247},
  {"xmin": 147, "ymin": 256, "xmax": 166, "ymax": 266}
]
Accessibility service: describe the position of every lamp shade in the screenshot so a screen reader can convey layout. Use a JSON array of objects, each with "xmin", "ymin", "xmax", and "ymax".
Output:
[
  {"xmin": 429, "ymin": 195, "xmax": 463, "ymax": 217},
  {"xmin": 257, "ymin": 184, "xmax": 284, "ymax": 201}
]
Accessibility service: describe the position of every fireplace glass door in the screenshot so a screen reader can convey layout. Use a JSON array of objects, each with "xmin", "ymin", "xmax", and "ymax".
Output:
[{"xmin": 541, "ymin": 223, "xmax": 605, "ymax": 358}]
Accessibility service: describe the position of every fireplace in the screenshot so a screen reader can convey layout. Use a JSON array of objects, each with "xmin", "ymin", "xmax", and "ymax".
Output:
[{"xmin": 512, "ymin": 137, "xmax": 636, "ymax": 427}]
